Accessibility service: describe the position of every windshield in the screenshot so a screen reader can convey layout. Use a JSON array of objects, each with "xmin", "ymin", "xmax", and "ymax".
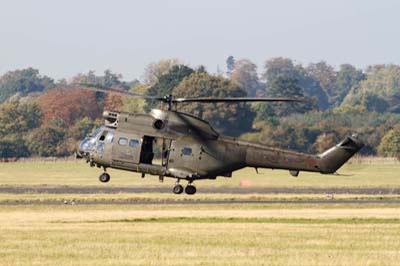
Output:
[{"xmin": 89, "ymin": 127, "xmax": 104, "ymax": 138}]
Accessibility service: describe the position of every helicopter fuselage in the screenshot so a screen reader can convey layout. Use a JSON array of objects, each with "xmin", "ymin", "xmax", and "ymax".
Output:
[{"xmin": 78, "ymin": 109, "xmax": 364, "ymax": 184}]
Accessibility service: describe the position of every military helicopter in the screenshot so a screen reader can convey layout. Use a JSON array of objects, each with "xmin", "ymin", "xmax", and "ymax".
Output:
[{"xmin": 76, "ymin": 84, "xmax": 364, "ymax": 195}]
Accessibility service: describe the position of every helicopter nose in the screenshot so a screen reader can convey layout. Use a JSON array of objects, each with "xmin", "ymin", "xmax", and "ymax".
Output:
[
  {"xmin": 77, "ymin": 138, "xmax": 95, "ymax": 159},
  {"xmin": 75, "ymin": 149, "xmax": 83, "ymax": 159}
]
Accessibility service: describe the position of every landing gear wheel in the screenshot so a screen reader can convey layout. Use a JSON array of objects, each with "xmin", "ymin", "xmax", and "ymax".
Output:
[
  {"xmin": 173, "ymin": 184, "xmax": 184, "ymax": 194},
  {"xmin": 185, "ymin": 185, "xmax": 197, "ymax": 195},
  {"xmin": 99, "ymin": 172, "xmax": 110, "ymax": 183}
]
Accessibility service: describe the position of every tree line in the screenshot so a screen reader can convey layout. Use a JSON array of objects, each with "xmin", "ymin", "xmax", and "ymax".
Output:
[{"xmin": 0, "ymin": 57, "xmax": 399, "ymax": 158}]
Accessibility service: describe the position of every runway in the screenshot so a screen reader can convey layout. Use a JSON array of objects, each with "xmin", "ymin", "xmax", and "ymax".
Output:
[
  {"xmin": 1, "ymin": 199, "xmax": 400, "ymax": 206},
  {"xmin": 0, "ymin": 185, "xmax": 399, "ymax": 195},
  {"xmin": 0, "ymin": 185, "xmax": 399, "ymax": 205}
]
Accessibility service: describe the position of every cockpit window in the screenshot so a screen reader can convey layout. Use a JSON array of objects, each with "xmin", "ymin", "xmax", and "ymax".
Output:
[
  {"xmin": 129, "ymin": 139, "xmax": 140, "ymax": 148},
  {"xmin": 89, "ymin": 127, "xmax": 103, "ymax": 138},
  {"xmin": 182, "ymin": 147, "xmax": 192, "ymax": 156},
  {"xmin": 118, "ymin": 137, "xmax": 128, "ymax": 146}
]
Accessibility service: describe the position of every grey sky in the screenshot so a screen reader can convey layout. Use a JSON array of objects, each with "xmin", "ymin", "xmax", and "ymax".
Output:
[{"xmin": 1, "ymin": 0, "xmax": 400, "ymax": 81}]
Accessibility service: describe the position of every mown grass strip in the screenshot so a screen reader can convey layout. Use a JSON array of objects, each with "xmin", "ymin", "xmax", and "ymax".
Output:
[{"xmin": 57, "ymin": 217, "xmax": 400, "ymax": 224}]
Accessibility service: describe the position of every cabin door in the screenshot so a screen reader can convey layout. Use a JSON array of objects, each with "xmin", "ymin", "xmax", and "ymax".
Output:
[{"xmin": 112, "ymin": 132, "xmax": 141, "ymax": 164}]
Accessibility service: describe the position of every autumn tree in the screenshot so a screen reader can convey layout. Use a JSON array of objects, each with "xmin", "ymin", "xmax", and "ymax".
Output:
[
  {"xmin": 39, "ymin": 87, "xmax": 102, "ymax": 127},
  {"xmin": 173, "ymin": 71, "xmax": 255, "ymax": 136},
  {"xmin": 104, "ymin": 88, "xmax": 124, "ymax": 112}
]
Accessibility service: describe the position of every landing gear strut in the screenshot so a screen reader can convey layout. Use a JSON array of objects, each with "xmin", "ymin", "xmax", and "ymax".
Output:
[{"xmin": 99, "ymin": 172, "xmax": 110, "ymax": 183}]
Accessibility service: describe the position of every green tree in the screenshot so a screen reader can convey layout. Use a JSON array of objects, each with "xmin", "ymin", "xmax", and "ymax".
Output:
[
  {"xmin": 315, "ymin": 133, "xmax": 338, "ymax": 153},
  {"xmin": 173, "ymin": 71, "xmax": 255, "ymax": 136},
  {"xmin": 231, "ymin": 59, "xmax": 263, "ymax": 96},
  {"xmin": 0, "ymin": 100, "xmax": 42, "ymax": 137},
  {"xmin": 378, "ymin": 125, "xmax": 400, "ymax": 157},
  {"xmin": 122, "ymin": 84, "xmax": 148, "ymax": 113},
  {"xmin": 252, "ymin": 102, "xmax": 278, "ymax": 125},
  {"xmin": 145, "ymin": 65, "xmax": 194, "ymax": 111},
  {"xmin": 362, "ymin": 93, "xmax": 390, "ymax": 113},
  {"xmin": 267, "ymin": 77, "xmax": 317, "ymax": 116},
  {"xmin": 262, "ymin": 57, "xmax": 299, "ymax": 82},
  {"xmin": 262, "ymin": 58, "xmax": 329, "ymax": 109},
  {"xmin": 142, "ymin": 59, "xmax": 182, "ymax": 85},
  {"xmin": 306, "ymin": 61, "xmax": 338, "ymax": 107},
  {"xmin": 0, "ymin": 135, "xmax": 29, "ymax": 158},
  {"xmin": 25, "ymin": 127, "xmax": 66, "ymax": 157},
  {"xmin": 335, "ymin": 64, "xmax": 365, "ymax": 106},
  {"xmin": 344, "ymin": 64, "xmax": 400, "ymax": 112},
  {"xmin": 226, "ymin": 56, "xmax": 235, "ymax": 77},
  {"xmin": 68, "ymin": 117, "xmax": 98, "ymax": 140},
  {"xmin": 0, "ymin": 68, "xmax": 54, "ymax": 103}
]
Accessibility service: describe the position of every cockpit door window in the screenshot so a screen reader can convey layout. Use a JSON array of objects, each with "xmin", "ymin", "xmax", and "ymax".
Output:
[
  {"xmin": 105, "ymin": 132, "xmax": 114, "ymax": 143},
  {"xmin": 118, "ymin": 137, "xmax": 128, "ymax": 146}
]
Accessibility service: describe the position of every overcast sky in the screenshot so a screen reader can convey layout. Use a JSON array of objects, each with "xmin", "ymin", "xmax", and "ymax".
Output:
[{"xmin": 1, "ymin": 0, "xmax": 400, "ymax": 81}]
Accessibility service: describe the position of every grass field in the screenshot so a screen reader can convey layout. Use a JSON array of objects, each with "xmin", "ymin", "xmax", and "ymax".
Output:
[
  {"xmin": 1, "ymin": 159, "xmax": 400, "ymax": 265},
  {"xmin": 1, "ymin": 204, "xmax": 400, "ymax": 266},
  {"xmin": 0, "ymin": 158, "xmax": 399, "ymax": 188}
]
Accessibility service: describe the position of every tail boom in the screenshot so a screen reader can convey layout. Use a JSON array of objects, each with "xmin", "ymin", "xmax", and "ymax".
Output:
[{"xmin": 244, "ymin": 135, "xmax": 364, "ymax": 175}]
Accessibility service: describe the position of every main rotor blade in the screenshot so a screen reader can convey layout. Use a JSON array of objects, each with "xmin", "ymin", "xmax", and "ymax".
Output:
[
  {"xmin": 76, "ymin": 83, "xmax": 163, "ymax": 100},
  {"xmin": 173, "ymin": 97, "xmax": 304, "ymax": 103}
]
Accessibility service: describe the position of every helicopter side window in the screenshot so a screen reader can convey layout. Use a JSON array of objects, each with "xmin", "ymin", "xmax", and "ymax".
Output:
[
  {"xmin": 118, "ymin": 137, "xmax": 128, "ymax": 146},
  {"xmin": 129, "ymin": 139, "xmax": 140, "ymax": 148},
  {"xmin": 182, "ymin": 147, "xmax": 192, "ymax": 156}
]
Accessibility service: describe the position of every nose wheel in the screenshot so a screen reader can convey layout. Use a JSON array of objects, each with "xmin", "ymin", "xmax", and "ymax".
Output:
[
  {"xmin": 99, "ymin": 172, "xmax": 110, "ymax": 183},
  {"xmin": 172, "ymin": 184, "xmax": 184, "ymax": 194}
]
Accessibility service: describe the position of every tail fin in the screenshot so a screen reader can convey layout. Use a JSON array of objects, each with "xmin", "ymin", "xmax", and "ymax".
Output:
[{"xmin": 318, "ymin": 134, "xmax": 364, "ymax": 174}]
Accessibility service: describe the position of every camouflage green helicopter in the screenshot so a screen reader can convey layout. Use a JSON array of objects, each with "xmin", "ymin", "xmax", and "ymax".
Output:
[{"xmin": 76, "ymin": 84, "xmax": 364, "ymax": 195}]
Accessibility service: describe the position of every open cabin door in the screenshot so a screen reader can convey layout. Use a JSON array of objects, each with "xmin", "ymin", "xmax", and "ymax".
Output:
[{"xmin": 139, "ymin": 136, "xmax": 172, "ymax": 166}]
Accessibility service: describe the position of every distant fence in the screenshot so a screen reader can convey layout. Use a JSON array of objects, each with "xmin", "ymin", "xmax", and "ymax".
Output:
[
  {"xmin": 0, "ymin": 156, "xmax": 78, "ymax": 163},
  {"xmin": 0, "ymin": 156, "xmax": 399, "ymax": 164}
]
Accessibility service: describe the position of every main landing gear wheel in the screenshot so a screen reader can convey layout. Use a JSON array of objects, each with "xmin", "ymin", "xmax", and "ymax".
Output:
[
  {"xmin": 173, "ymin": 184, "xmax": 184, "ymax": 194},
  {"xmin": 99, "ymin": 172, "xmax": 110, "ymax": 183},
  {"xmin": 185, "ymin": 185, "xmax": 197, "ymax": 195}
]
